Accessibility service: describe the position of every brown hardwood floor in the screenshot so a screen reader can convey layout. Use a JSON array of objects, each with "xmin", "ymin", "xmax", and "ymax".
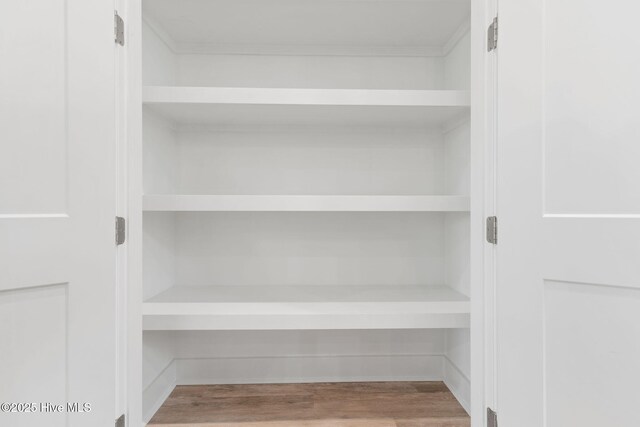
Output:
[{"xmin": 148, "ymin": 381, "xmax": 470, "ymax": 427}]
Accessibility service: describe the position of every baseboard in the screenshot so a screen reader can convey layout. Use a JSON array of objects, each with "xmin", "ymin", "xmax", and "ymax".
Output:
[
  {"xmin": 143, "ymin": 354, "xmax": 470, "ymax": 422},
  {"xmin": 176, "ymin": 354, "xmax": 445, "ymax": 385},
  {"xmin": 143, "ymin": 359, "xmax": 177, "ymax": 424},
  {"xmin": 443, "ymin": 355, "xmax": 471, "ymax": 414}
]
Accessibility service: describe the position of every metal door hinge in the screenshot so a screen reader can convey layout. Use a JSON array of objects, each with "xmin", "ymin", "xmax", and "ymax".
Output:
[
  {"xmin": 487, "ymin": 407, "xmax": 498, "ymax": 427},
  {"xmin": 115, "ymin": 414, "xmax": 125, "ymax": 427},
  {"xmin": 114, "ymin": 11, "xmax": 125, "ymax": 46},
  {"xmin": 115, "ymin": 217, "xmax": 126, "ymax": 245},
  {"xmin": 486, "ymin": 216, "xmax": 498, "ymax": 244},
  {"xmin": 487, "ymin": 16, "xmax": 498, "ymax": 51}
]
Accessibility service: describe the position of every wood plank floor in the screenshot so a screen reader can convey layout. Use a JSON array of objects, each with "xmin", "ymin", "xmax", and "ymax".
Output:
[{"xmin": 148, "ymin": 382, "xmax": 470, "ymax": 427}]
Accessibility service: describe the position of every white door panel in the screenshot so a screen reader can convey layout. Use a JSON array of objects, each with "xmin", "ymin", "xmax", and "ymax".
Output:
[
  {"xmin": 0, "ymin": 0, "xmax": 117, "ymax": 426},
  {"xmin": 544, "ymin": 281, "xmax": 640, "ymax": 427},
  {"xmin": 496, "ymin": 0, "xmax": 640, "ymax": 426},
  {"xmin": 543, "ymin": 1, "xmax": 640, "ymax": 215},
  {"xmin": 0, "ymin": 1, "xmax": 68, "ymax": 215},
  {"xmin": 0, "ymin": 285, "xmax": 68, "ymax": 426},
  {"xmin": 542, "ymin": 218, "xmax": 640, "ymax": 287}
]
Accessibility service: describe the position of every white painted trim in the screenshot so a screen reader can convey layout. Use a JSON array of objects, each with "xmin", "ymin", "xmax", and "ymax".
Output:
[
  {"xmin": 470, "ymin": 0, "xmax": 493, "ymax": 425},
  {"xmin": 443, "ymin": 355, "xmax": 471, "ymax": 414},
  {"xmin": 127, "ymin": 0, "xmax": 145, "ymax": 426},
  {"xmin": 143, "ymin": 360, "xmax": 177, "ymax": 424},
  {"xmin": 115, "ymin": 0, "xmax": 129, "ymax": 420}
]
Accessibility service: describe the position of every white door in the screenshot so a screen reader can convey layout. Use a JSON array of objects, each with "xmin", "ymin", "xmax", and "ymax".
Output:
[
  {"xmin": 495, "ymin": 1, "xmax": 640, "ymax": 426},
  {"xmin": 0, "ymin": 1, "xmax": 117, "ymax": 426}
]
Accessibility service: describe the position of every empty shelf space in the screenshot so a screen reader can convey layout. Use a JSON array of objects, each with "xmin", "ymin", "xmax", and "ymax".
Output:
[
  {"xmin": 143, "ymin": 285, "xmax": 470, "ymax": 330},
  {"xmin": 143, "ymin": 195, "xmax": 471, "ymax": 212},
  {"xmin": 143, "ymin": 0, "xmax": 471, "ymax": 56}
]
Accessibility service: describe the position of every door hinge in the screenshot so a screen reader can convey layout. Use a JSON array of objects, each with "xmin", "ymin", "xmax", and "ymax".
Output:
[
  {"xmin": 114, "ymin": 11, "xmax": 125, "ymax": 46},
  {"xmin": 115, "ymin": 414, "xmax": 125, "ymax": 427},
  {"xmin": 487, "ymin": 407, "xmax": 498, "ymax": 427},
  {"xmin": 487, "ymin": 16, "xmax": 498, "ymax": 51},
  {"xmin": 115, "ymin": 216, "xmax": 126, "ymax": 245},
  {"xmin": 486, "ymin": 216, "xmax": 498, "ymax": 244}
]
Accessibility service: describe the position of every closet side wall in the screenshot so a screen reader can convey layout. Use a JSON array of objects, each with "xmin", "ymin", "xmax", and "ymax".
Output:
[{"xmin": 442, "ymin": 30, "xmax": 471, "ymax": 413}]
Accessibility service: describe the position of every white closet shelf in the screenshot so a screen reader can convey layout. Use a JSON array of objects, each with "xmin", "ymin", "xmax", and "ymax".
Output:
[
  {"xmin": 143, "ymin": 86, "xmax": 470, "ymax": 107},
  {"xmin": 143, "ymin": 86, "xmax": 470, "ymax": 128},
  {"xmin": 143, "ymin": 285, "xmax": 470, "ymax": 331},
  {"xmin": 143, "ymin": 195, "xmax": 470, "ymax": 212}
]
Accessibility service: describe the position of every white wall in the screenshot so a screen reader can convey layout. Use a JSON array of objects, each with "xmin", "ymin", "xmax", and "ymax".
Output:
[
  {"xmin": 173, "ymin": 329, "xmax": 446, "ymax": 384},
  {"xmin": 174, "ymin": 212, "xmax": 445, "ymax": 287},
  {"xmin": 143, "ymin": 213, "xmax": 175, "ymax": 300},
  {"xmin": 444, "ymin": 31, "xmax": 471, "ymax": 90},
  {"xmin": 142, "ymin": 20, "xmax": 176, "ymax": 86},
  {"xmin": 174, "ymin": 129, "xmax": 445, "ymax": 196},
  {"xmin": 442, "ymin": 32, "xmax": 471, "ymax": 413},
  {"xmin": 443, "ymin": 122, "xmax": 471, "ymax": 412},
  {"xmin": 143, "ymin": 110, "xmax": 176, "ymax": 195},
  {"xmin": 143, "ymin": 16, "xmax": 459, "ymax": 90},
  {"xmin": 176, "ymin": 54, "xmax": 444, "ymax": 89},
  {"xmin": 142, "ymin": 331, "xmax": 176, "ymax": 422}
]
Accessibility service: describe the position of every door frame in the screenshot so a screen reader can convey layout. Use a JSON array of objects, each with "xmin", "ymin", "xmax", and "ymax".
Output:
[
  {"xmin": 115, "ymin": 0, "xmax": 129, "ymax": 423},
  {"xmin": 124, "ymin": 0, "xmax": 144, "ymax": 425},
  {"xmin": 470, "ymin": 0, "xmax": 498, "ymax": 425},
  {"xmin": 121, "ymin": 0, "xmax": 498, "ymax": 424}
]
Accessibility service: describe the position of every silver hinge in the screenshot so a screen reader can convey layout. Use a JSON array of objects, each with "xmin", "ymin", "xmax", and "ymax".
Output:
[
  {"xmin": 114, "ymin": 11, "xmax": 125, "ymax": 46},
  {"xmin": 487, "ymin": 407, "xmax": 498, "ymax": 427},
  {"xmin": 115, "ymin": 217, "xmax": 126, "ymax": 245},
  {"xmin": 115, "ymin": 414, "xmax": 125, "ymax": 427},
  {"xmin": 487, "ymin": 16, "xmax": 498, "ymax": 51},
  {"xmin": 486, "ymin": 216, "xmax": 498, "ymax": 244}
]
